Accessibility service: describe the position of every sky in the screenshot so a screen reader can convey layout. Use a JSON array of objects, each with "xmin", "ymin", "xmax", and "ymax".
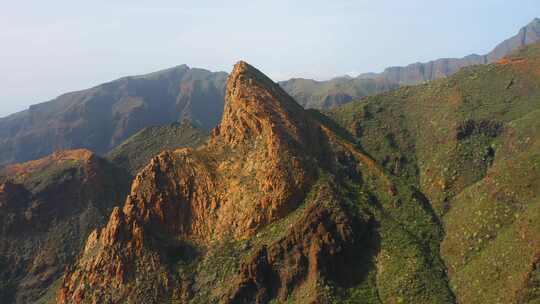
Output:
[{"xmin": 1, "ymin": 0, "xmax": 539, "ymax": 118}]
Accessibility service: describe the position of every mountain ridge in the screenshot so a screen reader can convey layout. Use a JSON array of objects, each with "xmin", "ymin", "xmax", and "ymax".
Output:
[
  {"xmin": 0, "ymin": 65, "xmax": 227, "ymax": 166},
  {"xmin": 359, "ymin": 18, "xmax": 540, "ymax": 84},
  {"xmin": 0, "ymin": 18, "xmax": 538, "ymax": 168},
  {"xmin": 281, "ymin": 18, "xmax": 540, "ymax": 108}
]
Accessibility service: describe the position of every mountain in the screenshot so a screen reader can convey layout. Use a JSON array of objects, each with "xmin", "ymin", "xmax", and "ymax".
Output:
[
  {"xmin": 0, "ymin": 66, "xmax": 227, "ymax": 167},
  {"xmin": 1, "ymin": 20, "xmax": 537, "ymax": 169},
  {"xmin": 56, "ymin": 61, "xmax": 455, "ymax": 304},
  {"xmin": 0, "ymin": 150, "xmax": 131, "ymax": 303},
  {"xmin": 486, "ymin": 17, "xmax": 540, "ymax": 62},
  {"xmin": 279, "ymin": 76, "xmax": 398, "ymax": 109},
  {"xmin": 280, "ymin": 18, "xmax": 540, "ymax": 109},
  {"xmin": 362, "ymin": 18, "xmax": 540, "ymax": 85},
  {"xmin": 56, "ymin": 41, "xmax": 540, "ymax": 303},
  {"xmin": 329, "ymin": 41, "xmax": 540, "ymax": 303},
  {"xmin": 106, "ymin": 122, "xmax": 208, "ymax": 175}
]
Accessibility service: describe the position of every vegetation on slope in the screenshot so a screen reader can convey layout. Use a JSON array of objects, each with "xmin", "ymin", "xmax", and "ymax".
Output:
[
  {"xmin": 0, "ymin": 150, "xmax": 131, "ymax": 304},
  {"xmin": 106, "ymin": 122, "xmax": 208, "ymax": 174},
  {"xmin": 330, "ymin": 42, "xmax": 540, "ymax": 303},
  {"xmin": 0, "ymin": 66, "xmax": 226, "ymax": 167}
]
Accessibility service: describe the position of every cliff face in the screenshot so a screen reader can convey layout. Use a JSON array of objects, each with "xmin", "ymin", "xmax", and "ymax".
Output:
[
  {"xmin": 0, "ymin": 150, "xmax": 131, "ymax": 304},
  {"xmin": 487, "ymin": 17, "xmax": 540, "ymax": 62},
  {"xmin": 0, "ymin": 66, "xmax": 226, "ymax": 166}
]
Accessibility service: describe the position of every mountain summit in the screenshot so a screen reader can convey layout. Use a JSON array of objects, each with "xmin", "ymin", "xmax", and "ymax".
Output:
[
  {"xmin": 55, "ymin": 58, "xmax": 461, "ymax": 304},
  {"xmin": 214, "ymin": 61, "xmax": 319, "ymax": 150}
]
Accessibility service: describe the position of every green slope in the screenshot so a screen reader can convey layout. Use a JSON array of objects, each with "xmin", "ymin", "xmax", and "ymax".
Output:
[
  {"xmin": 280, "ymin": 77, "xmax": 398, "ymax": 109},
  {"xmin": 330, "ymin": 42, "xmax": 540, "ymax": 303},
  {"xmin": 106, "ymin": 122, "xmax": 208, "ymax": 175}
]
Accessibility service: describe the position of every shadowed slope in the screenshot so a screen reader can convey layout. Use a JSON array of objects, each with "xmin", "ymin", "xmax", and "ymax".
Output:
[
  {"xmin": 106, "ymin": 122, "xmax": 208, "ymax": 175},
  {"xmin": 0, "ymin": 66, "xmax": 226, "ymax": 166},
  {"xmin": 0, "ymin": 150, "xmax": 131, "ymax": 304}
]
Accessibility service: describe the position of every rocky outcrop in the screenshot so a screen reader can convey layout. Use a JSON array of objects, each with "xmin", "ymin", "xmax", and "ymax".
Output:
[
  {"xmin": 228, "ymin": 188, "xmax": 367, "ymax": 304},
  {"xmin": 57, "ymin": 61, "xmax": 331, "ymax": 304}
]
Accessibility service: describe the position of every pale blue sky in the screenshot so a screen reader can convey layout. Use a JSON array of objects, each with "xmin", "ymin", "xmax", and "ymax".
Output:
[{"xmin": 1, "ymin": 0, "xmax": 539, "ymax": 117}]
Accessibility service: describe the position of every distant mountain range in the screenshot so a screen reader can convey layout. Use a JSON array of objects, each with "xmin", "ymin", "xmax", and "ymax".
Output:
[
  {"xmin": 359, "ymin": 17, "xmax": 540, "ymax": 84},
  {"xmin": 280, "ymin": 18, "xmax": 540, "ymax": 108},
  {"xmin": 0, "ymin": 66, "xmax": 226, "ymax": 166},
  {"xmin": 0, "ymin": 18, "xmax": 538, "ymax": 167}
]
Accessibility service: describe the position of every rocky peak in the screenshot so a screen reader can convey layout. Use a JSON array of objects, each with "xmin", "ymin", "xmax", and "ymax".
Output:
[
  {"xmin": 57, "ymin": 62, "xmax": 329, "ymax": 303},
  {"xmin": 522, "ymin": 18, "xmax": 540, "ymax": 42},
  {"xmin": 213, "ymin": 61, "xmax": 316, "ymax": 150},
  {"xmin": 529, "ymin": 17, "xmax": 540, "ymax": 28}
]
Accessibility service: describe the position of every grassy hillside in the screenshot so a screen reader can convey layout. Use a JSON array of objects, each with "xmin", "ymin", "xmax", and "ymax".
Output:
[
  {"xmin": 106, "ymin": 122, "xmax": 208, "ymax": 175},
  {"xmin": 280, "ymin": 77, "xmax": 398, "ymax": 109},
  {"xmin": 330, "ymin": 42, "xmax": 540, "ymax": 303}
]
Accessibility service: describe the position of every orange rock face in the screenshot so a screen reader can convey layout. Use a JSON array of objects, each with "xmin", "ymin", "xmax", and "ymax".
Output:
[{"xmin": 227, "ymin": 186, "xmax": 368, "ymax": 304}]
